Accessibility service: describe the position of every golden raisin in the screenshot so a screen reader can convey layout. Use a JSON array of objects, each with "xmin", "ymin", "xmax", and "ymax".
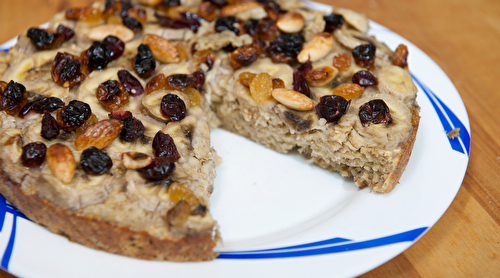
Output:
[
  {"xmin": 175, "ymin": 43, "xmax": 188, "ymax": 62},
  {"xmin": 198, "ymin": 2, "xmax": 218, "ymax": 22},
  {"xmin": 127, "ymin": 8, "xmax": 147, "ymax": 24},
  {"xmin": 332, "ymin": 83, "xmax": 364, "ymax": 100},
  {"xmin": 74, "ymin": 113, "xmax": 98, "ymax": 136},
  {"xmin": 272, "ymin": 78, "xmax": 285, "ymax": 89},
  {"xmin": 183, "ymin": 87, "xmax": 202, "ymax": 107},
  {"xmin": 145, "ymin": 74, "xmax": 167, "ymax": 94},
  {"xmin": 393, "ymin": 44, "xmax": 409, "ymax": 68},
  {"xmin": 66, "ymin": 6, "xmax": 102, "ymax": 22},
  {"xmin": 168, "ymin": 182, "xmax": 200, "ymax": 206},
  {"xmin": 249, "ymin": 73, "xmax": 273, "ymax": 103},
  {"xmin": 239, "ymin": 72, "xmax": 256, "ymax": 87},
  {"xmin": 332, "ymin": 53, "xmax": 352, "ymax": 71}
]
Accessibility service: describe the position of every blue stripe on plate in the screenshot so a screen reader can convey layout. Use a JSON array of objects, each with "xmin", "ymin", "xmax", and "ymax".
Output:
[
  {"xmin": 0, "ymin": 49, "xmax": 6, "ymax": 53},
  {"xmin": 223, "ymin": 237, "xmax": 352, "ymax": 253},
  {"xmin": 0, "ymin": 194, "xmax": 30, "ymax": 270},
  {"xmin": 218, "ymin": 227, "xmax": 427, "ymax": 259}
]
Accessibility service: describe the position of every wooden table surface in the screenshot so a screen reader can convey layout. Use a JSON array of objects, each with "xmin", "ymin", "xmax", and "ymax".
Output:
[{"xmin": 0, "ymin": 0, "xmax": 499, "ymax": 277}]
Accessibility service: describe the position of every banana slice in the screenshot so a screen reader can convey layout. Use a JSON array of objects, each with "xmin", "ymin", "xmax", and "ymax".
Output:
[
  {"xmin": 376, "ymin": 66, "xmax": 418, "ymax": 102},
  {"xmin": 333, "ymin": 28, "xmax": 393, "ymax": 61},
  {"xmin": 334, "ymin": 8, "xmax": 369, "ymax": 33}
]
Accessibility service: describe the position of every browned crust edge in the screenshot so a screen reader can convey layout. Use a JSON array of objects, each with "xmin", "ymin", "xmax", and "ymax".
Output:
[{"xmin": 0, "ymin": 161, "xmax": 218, "ymax": 262}]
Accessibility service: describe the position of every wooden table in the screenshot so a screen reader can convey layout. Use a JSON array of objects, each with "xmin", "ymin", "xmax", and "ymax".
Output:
[{"xmin": 0, "ymin": 0, "xmax": 499, "ymax": 277}]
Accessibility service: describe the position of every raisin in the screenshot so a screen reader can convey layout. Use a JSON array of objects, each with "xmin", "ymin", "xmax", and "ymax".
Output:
[
  {"xmin": 51, "ymin": 52, "xmax": 87, "ymax": 88},
  {"xmin": 293, "ymin": 71, "xmax": 310, "ymax": 98},
  {"xmin": 393, "ymin": 44, "xmax": 409, "ymax": 68},
  {"xmin": 183, "ymin": 87, "xmax": 202, "ymax": 106},
  {"xmin": 323, "ymin": 14, "xmax": 344, "ymax": 32},
  {"xmin": 126, "ymin": 8, "xmax": 147, "ymax": 24},
  {"xmin": 56, "ymin": 25, "xmax": 75, "ymax": 41},
  {"xmin": 207, "ymin": 0, "xmax": 228, "ymax": 8},
  {"xmin": 166, "ymin": 74, "xmax": 196, "ymax": 91},
  {"xmin": 269, "ymin": 34, "xmax": 304, "ymax": 63},
  {"xmin": 199, "ymin": 2, "xmax": 217, "ymax": 22},
  {"xmin": 272, "ymin": 78, "xmax": 285, "ymax": 89},
  {"xmin": 56, "ymin": 100, "xmax": 92, "ymax": 131},
  {"xmin": 228, "ymin": 47, "xmax": 259, "ymax": 69},
  {"xmin": 65, "ymin": 6, "xmax": 102, "ymax": 22},
  {"xmin": 250, "ymin": 39, "xmax": 268, "ymax": 57},
  {"xmin": 249, "ymin": 72, "xmax": 273, "ymax": 103},
  {"xmin": 27, "ymin": 28, "xmax": 64, "ymax": 50},
  {"xmin": 169, "ymin": 182, "xmax": 199, "ymax": 206},
  {"xmin": 21, "ymin": 142, "xmax": 47, "ymax": 168},
  {"xmin": 40, "ymin": 112, "xmax": 60, "ymax": 140},
  {"xmin": 257, "ymin": 18, "xmax": 280, "ymax": 41},
  {"xmin": 117, "ymin": 69, "xmax": 144, "ymax": 96},
  {"xmin": 161, "ymin": 0, "xmax": 181, "ymax": 7},
  {"xmin": 153, "ymin": 131, "xmax": 180, "ymax": 161},
  {"xmin": 138, "ymin": 157, "xmax": 175, "ymax": 180},
  {"xmin": 102, "ymin": 36, "xmax": 124, "ymax": 61},
  {"xmin": 86, "ymin": 41, "xmax": 111, "ymax": 71},
  {"xmin": 239, "ymin": 72, "xmax": 256, "ymax": 87},
  {"xmin": 192, "ymin": 49, "xmax": 216, "ymax": 71},
  {"xmin": 154, "ymin": 12, "xmax": 202, "ymax": 32},
  {"xmin": 96, "ymin": 80, "xmax": 129, "ymax": 111},
  {"xmin": 332, "ymin": 83, "xmax": 364, "ymax": 99},
  {"xmin": 0, "ymin": 81, "xmax": 28, "ymax": 116},
  {"xmin": 32, "ymin": 97, "xmax": 65, "ymax": 114},
  {"xmin": 315, "ymin": 95, "xmax": 350, "ymax": 123},
  {"xmin": 108, "ymin": 110, "xmax": 133, "ymax": 121},
  {"xmin": 192, "ymin": 71, "xmax": 205, "ymax": 91},
  {"xmin": 145, "ymin": 74, "xmax": 166, "ymax": 94},
  {"xmin": 297, "ymin": 60, "xmax": 313, "ymax": 76},
  {"xmin": 244, "ymin": 19, "xmax": 259, "ymax": 37},
  {"xmin": 352, "ymin": 71, "xmax": 378, "ymax": 87},
  {"xmin": 353, "ymin": 44, "xmax": 376, "ymax": 69},
  {"xmin": 74, "ymin": 113, "xmax": 98, "ymax": 136},
  {"xmin": 332, "ymin": 53, "xmax": 352, "ymax": 71},
  {"xmin": 134, "ymin": 44, "xmax": 156, "ymax": 79},
  {"xmin": 80, "ymin": 147, "xmax": 113, "ymax": 175},
  {"xmin": 215, "ymin": 16, "xmax": 239, "ymax": 34},
  {"xmin": 161, "ymin": 94, "xmax": 187, "ymax": 122},
  {"xmin": 121, "ymin": 118, "xmax": 145, "ymax": 142},
  {"xmin": 166, "ymin": 200, "xmax": 191, "ymax": 225},
  {"xmin": 359, "ymin": 99, "xmax": 392, "ymax": 126},
  {"xmin": 258, "ymin": 0, "xmax": 283, "ymax": 20},
  {"xmin": 122, "ymin": 16, "xmax": 143, "ymax": 32}
]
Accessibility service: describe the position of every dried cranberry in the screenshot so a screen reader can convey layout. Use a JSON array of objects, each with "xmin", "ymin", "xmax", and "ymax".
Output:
[
  {"xmin": 215, "ymin": 16, "xmax": 239, "ymax": 34},
  {"xmin": 51, "ymin": 52, "xmax": 87, "ymax": 88},
  {"xmin": 359, "ymin": 99, "xmax": 392, "ymax": 126},
  {"xmin": 41, "ymin": 111, "xmax": 60, "ymax": 140},
  {"xmin": 323, "ymin": 14, "xmax": 344, "ymax": 32},
  {"xmin": 27, "ymin": 28, "xmax": 64, "ymax": 50},
  {"xmin": 297, "ymin": 60, "xmax": 313, "ymax": 76},
  {"xmin": 207, "ymin": 0, "xmax": 227, "ymax": 8},
  {"xmin": 86, "ymin": 41, "xmax": 111, "ymax": 71},
  {"xmin": 269, "ymin": 34, "xmax": 304, "ymax": 63},
  {"xmin": 96, "ymin": 80, "xmax": 129, "ymax": 111},
  {"xmin": 134, "ymin": 44, "xmax": 156, "ymax": 79},
  {"xmin": 138, "ymin": 157, "xmax": 175, "ymax": 180},
  {"xmin": 56, "ymin": 25, "xmax": 75, "ymax": 41},
  {"xmin": 80, "ymin": 147, "xmax": 113, "ymax": 175},
  {"xmin": 160, "ymin": 94, "xmax": 186, "ymax": 122},
  {"xmin": 153, "ymin": 131, "xmax": 180, "ymax": 161},
  {"xmin": 293, "ymin": 71, "xmax": 310, "ymax": 98},
  {"xmin": 123, "ymin": 16, "xmax": 143, "ymax": 32},
  {"xmin": 256, "ymin": 18, "xmax": 280, "ymax": 41},
  {"xmin": 21, "ymin": 142, "xmax": 46, "ymax": 168},
  {"xmin": 117, "ymin": 69, "xmax": 144, "ymax": 96},
  {"xmin": 121, "ymin": 118, "xmax": 145, "ymax": 142},
  {"xmin": 166, "ymin": 74, "xmax": 197, "ymax": 90},
  {"xmin": 154, "ymin": 12, "xmax": 202, "ymax": 32},
  {"xmin": 0, "ymin": 81, "xmax": 28, "ymax": 116},
  {"xmin": 102, "ymin": 36, "xmax": 124, "ymax": 61},
  {"xmin": 352, "ymin": 71, "xmax": 378, "ymax": 87},
  {"xmin": 315, "ymin": 95, "xmax": 350, "ymax": 123},
  {"xmin": 108, "ymin": 110, "xmax": 133, "ymax": 121},
  {"xmin": 192, "ymin": 71, "xmax": 205, "ymax": 91},
  {"xmin": 56, "ymin": 100, "xmax": 92, "ymax": 131},
  {"xmin": 244, "ymin": 19, "xmax": 259, "ymax": 37},
  {"xmin": 353, "ymin": 44, "xmax": 376, "ymax": 69}
]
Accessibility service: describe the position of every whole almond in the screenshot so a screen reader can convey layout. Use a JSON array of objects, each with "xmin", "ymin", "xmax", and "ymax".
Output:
[
  {"xmin": 297, "ymin": 33, "xmax": 335, "ymax": 63},
  {"xmin": 75, "ymin": 119, "xmax": 124, "ymax": 151},
  {"xmin": 276, "ymin": 12, "xmax": 305, "ymax": 33},
  {"xmin": 47, "ymin": 143, "xmax": 75, "ymax": 184},
  {"xmin": 122, "ymin": 152, "xmax": 153, "ymax": 170},
  {"xmin": 88, "ymin": 24, "xmax": 134, "ymax": 42},
  {"xmin": 220, "ymin": 2, "xmax": 263, "ymax": 16},
  {"xmin": 271, "ymin": 88, "xmax": 314, "ymax": 111},
  {"xmin": 142, "ymin": 34, "xmax": 179, "ymax": 63}
]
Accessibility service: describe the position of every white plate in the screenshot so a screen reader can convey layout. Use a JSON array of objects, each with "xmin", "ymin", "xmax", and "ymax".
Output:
[{"xmin": 0, "ymin": 2, "xmax": 470, "ymax": 277}]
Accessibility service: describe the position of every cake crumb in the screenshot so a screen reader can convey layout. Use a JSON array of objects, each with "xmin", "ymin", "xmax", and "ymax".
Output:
[{"xmin": 447, "ymin": 128, "xmax": 460, "ymax": 139}]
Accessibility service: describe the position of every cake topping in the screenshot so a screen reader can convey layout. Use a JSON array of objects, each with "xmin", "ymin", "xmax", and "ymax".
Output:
[
  {"xmin": 249, "ymin": 72, "xmax": 273, "ymax": 102},
  {"xmin": 88, "ymin": 24, "xmax": 134, "ymax": 42},
  {"xmin": 80, "ymin": 147, "xmax": 113, "ymax": 175},
  {"xmin": 359, "ymin": 99, "xmax": 392, "ymax": 126},
  {"xmin": 134, "ymin": 44, "xmax": 156, "ymax": 78},
  {"xmin": 305, "ymin": 66, "xmax": 337, "ymax": 87},
  {"xmin": 74, "ymin": 119, "xmax": 124, "ymax": 150},
  {"xmin": 352, "ymin": 70, "xmax": 378, "ymax": 87},
  {"xmin": 27, "ymin": 28, "xmax": 65, "ymax": 50},
  {"xmin": 65, "ymin": 5, "xmax": 102, "ymax": 22},
  {"xmin": 332, "ymin": 53, "xmax": 352, "ymax": 71},
  {"xmin": 352, "ymin": 43, "xmax": 376, "ymax": 69},
  {"xmin": 276, "ymin": 12, "xmax": 305, "ymax": 33},
  {"xmin": 393, "ymin": 44, "xmax": 409, "ymax": 68},
  {"xmin": 86, "ymin": 41, "xmax": 112, "ymax": 71},
  {"xmin": 96, "ymin": 80, "xmax": 130, "ymax": 111},
  {"xmin": 51, "ymin": 52, "xmax": 88, "ymax": 88},
  {"xmin": 122, "ymin": 152, "xmax": 152, "ymax": 170},
  {"xmin": 103, "ymin": 36, "xmax": 125, "ymax": 61},
  {"xmin": 161, "ymin": 94, "xmax": 187, "ymax": 122},
  {"xmin": 315, "ymin": 95, "xmax": 350, "ymax": 123},
  {"xmin": 292, "ymin": 71, "xmax": 311, "ymax": 97},
  {"xmin": 153, "ymin": 131, "xmax": 180, "ymax": 161},
  {"xmin": 269, "ymin": 33, "xmax": 304, "ymax": 63},
  {"xmin": 0, "ymin": 80, "xmax": 27, "ymax": 116},
  {"xmin": 21, "ymin": 142, "xmax": 47, "ymax": 168},
  {"xmin": 142, "ymin": 34, "xmax": 180, "ymax": 64},
  {"xmin": 41, "ymin": 112, "xmax": 60, "ymax": 140},
  {"xmin": 46, "ymin": 143, "xmax": 75, "ymax": 184},
  {"xmin": 56, "ymin": 100, "xmax": 92, "ymax": 131},
  {"xmin": 271, "ymin": 88, "xmax": 314, "ymax": 111},
  {"xmin": 120, "ymin": 118, "xmax": 145, "ymax": 142},
  {"xmin": 137, "ymin": 157, "xmax": 175, "ymax": 180},
  {"xmin": 154, "ymin": 12, "xmax": 202, "ymax": 32},
  {"xmin": 117, "ymin": 70, "xmax": 144, "ymax": 96},
  {"xmin": 323, "ymin": 14, "xmax": 345, "ymax": 33},
  {"xmin": 215, "ymin": 16, "xmax": 239, "ymax": 34},
  {"xmin": 228, "ymin": 46, "xmax": 259, "ymax": 69},
  {"xmin": 332, "ymin": 83, "xmax": 364, "ymax": 99}
]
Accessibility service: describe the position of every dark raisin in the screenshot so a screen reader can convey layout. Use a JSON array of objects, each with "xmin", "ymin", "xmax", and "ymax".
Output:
[
  {"xmin": 352, "ymin": 44, "xmax": 376, "ymax": 69},
  {"xmin": 27, "ymin": 28, "xmax": 64, "ymax": 50},
  {"xmin": 166, "ymin": 74, "xmax": 196, "ymax": 90},
  {"xmin": 268, "ymin": 33, "xmax": 304, "ymax": 63},
  {"xmin": 161, "ymin": 0, "xmax": 181, "ymax": 7},
  {"xmin": 87, "ymin": 41, "xmax": 111, "ymax": 71},
  {"xmin": 228, "ymin": 47, "xmax": 259, "ymax": 69},
  {"xmin": 0, "ymin": 81, "xmax": 28, "ymax": 116},
  {"xmin": 108, "ymin": 110, "xmax": 133, "ymax": 121},
  {"xmin": 323, "ymin": 14, "xmax": 344, "ymax": 32},
  {"xmin": 122, "ymin": 16, "xmax": 143, "ymax": 32},
  {"xmin": 134, "ymin": 44, "xmax": 156, "ymax": 79},
  {"xmin": 315, "ymin": 95, "xmax": 350, "ymax": 123},
  {"xmin": 352, "ymin": 71, "xmax": 378, "ymax": 87},
  {"xmin": 192, "ymin": 71, "xmax": 205, "ymax": 91},
  {"xmin": 80, "ymin": 147, "xmax": 113, "ymax": 175},
  {"xmin": 102, "ymin": 36, "xmax": 125, "ymax": 61},
  {"xmin": 244, "ymin": 19, "xmax": 259, "ymax": 37},
  {"xmin": 121, "ymin": 118, "xmax": 145, "ymax": 142},
  {"xmin": 207, "ymin": 0, "xmax": 227, "ymax": 8},
  {"xmin": 257, "ymin": 0, "xmax": 283, "ymax": 20},
  {"xmin": 297, "ymin": 60, "xmax": 313, "ymax": 76},
  {"xmin": 160, "ymin": 94, "xmax": 186, "ymax": 122},
  {"xmin": 138, "ymin": 157, "xmax": 175, "ymax": 180},
  {"xmin": 96, "ymin": 80, "xmax": 129, "ymax": 111},
  {"xmin": 257, "ymin": 18, "xmax": 280, "ymax": 41},
  {"xmin": 56, "ymin": 25, "xmax": 75, "ymax": 41},
  {"xmin": 222, "ymin": 44, "xmax": 237, "ymax": 52},
  {"xmin": 21, "ymin": 142, "xmax": 47, "ymax": 168},
  {"xmin": 41, "ymin": 111, "xmax": 60, "ymax": 140},
  {"xmin": 250, "ymin": 39, "xmax": 268, "ymax": 57},
  {"xmin": 153, "ymin": 131, "xmax": 180, "ymax": 161},
  {"xmin": 32, "ymin": 97, "xmax": 65, "ymax": 113},
  {"xmin": 293, "ymin": 71, "xmax": 310, "ymax": 98},
  {"xmin": 154, "ymin": 12, "xmax": 202, "ymax": 32},
  {"xmin": 56, "ymin": 100, "xmax": 92, "ymax": 131},
  {"xmin": 119, "ymin": 1, "xmax": 133, "ymax": 17},
  {"xmin": 359, "ymin": 99, "xmax": 392, "ymax": 126},
  {"xmin": 51, "ymin": 52, "xmax": 87, "ymax": 88},
  {"xmin": 215, "ymin": 16, "xmax": 239, "ymax": 34},
  {"xmin": 117, "ymin": 69, "xmax": 144, "ymax": 96}
]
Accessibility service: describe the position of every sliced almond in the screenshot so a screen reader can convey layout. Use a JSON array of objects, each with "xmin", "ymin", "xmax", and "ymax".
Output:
[
  {"xmin": 122, "ymin": 152, "xmax": 153, "ymax": 170},
  {"xmin": 271, "ymin": 88, "xmax": 314, "ymax": 111},
  {"xmin": 220, "ymin": 2, "xmax": 263, "ymax": 16},
  {"xmin": 75, "ymin": 119, "xmax": 124, "ymax": 150},
  {"xmin": 47, "ymin": 143, "xmax": 75, "ymax": 184},
  {"xmin": 88, "ymin": 24, "xmax": 134, "ymax": 43},
  {"xmin": 142, "ymin": 34, "xmax": 180, "ymax": 63},
  {"xmin": 297, "ymin": 33, "xmax": 334, "ymax": 63},
  {"xmin": 305, "ymin": 66, "xmax": 338, "ymax": 87},
  {"xmin": 276, "ymin": 12, "xmax": 305, "ymax": 33}
]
